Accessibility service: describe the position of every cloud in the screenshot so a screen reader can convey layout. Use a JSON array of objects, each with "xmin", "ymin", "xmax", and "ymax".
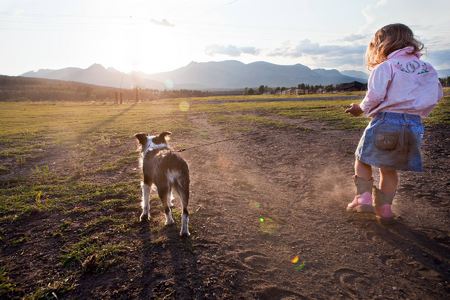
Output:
[
  {"xmin": 269, "ymin": 39, "xmax": 365, "ymax": 57},
  {"xmin": 205, "ymin": 44, "xmax": 260, "ymax": 57},
  {"xmin": 224, "ymin": 0, "xmax": 239, "ymax": 5},
  {"xmin": 150, "ymin": 18, "xmax": 174, "ymax": 27},
  {"xmin": 341, "ymin": 33, "xmax": 368, "ymax": 42},
  {"xmin": 268, "ymin": 39, "xmax": 450, "ymax": 70},
  {"xmin": 361, "ymin": 0, "xmax": 388, "ymax": 27},
  {"xmin": 357, "ymin": 0, "xmax": 450, "ymax": 68},
  {"xmin": 359, "ymin": 0, "xmax": 449, "ymax": 35},
  {"xmin": 425, "ymin": 48, "xmax": 450, "ymax": 68},
  {"xmin": 268, "ymin": 39, "xmax": 367, "ymax": 68}
]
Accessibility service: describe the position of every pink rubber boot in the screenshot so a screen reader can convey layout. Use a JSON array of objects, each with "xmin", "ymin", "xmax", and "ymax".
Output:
[
  {"xmin": 346, "ymin": 176, "xmax": 375, "ymax": 213},
  {"xmin": 373, "ymin": 187, "xmax": 395, "ymax": 224}
]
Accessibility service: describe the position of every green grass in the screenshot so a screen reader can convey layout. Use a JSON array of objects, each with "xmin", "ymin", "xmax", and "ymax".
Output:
[
  {"xmin": 0, "ymin": 268, "xmax": 17, "ymax": 298},
  {"xmin": 209, "ymin": 113, "xmax": 289, "ymax": 132},
  {"xmin": 0, "ymin": 179, "xmax": 138, "ymax": 222},
  {"xmin": 0, "ymin": 95, "xmax": 448, "ymax": 222},
  {"xmin": 425, "ymin": 95, "xmax": 450, "ymax": 125},
  {"xmin": 189, "ymin": 95, "xmax": 449, "ymax": 129},
  {"xmin": 99, "ymin": 198, "xmax": 131, "ymax": 210},
  {"xmin": 51, "ymin": 219, "xmax": 73, "ymax": 238},
  {"xmin": 191, "ymin": 99, "xmax": 369, "ymax": 129},
  {"xmin": 1, "ymin": 94, "xmax": 447, "ymax": 221},
  {"xmin": 24, "ymin": 278, "xmax": 76, "ymax": 300},
  {"xmin": 10, "ymin": 235, "xmax": 28, "ymax": 246},
  {"xmin": 0, "ymin": 164, "xmax": 8, "ymax": 175},
  {"xmin": 94, "ymin": 152, "xmax": 136, "ymax": 173},
  {"xmin": 0, "ymin": 101, "xmax": 192, "ymax": 143},
  {"xmin": 165, "ymin": 91, "xmax": 365, "ymax": 102},
  {"xmin": 274, "ymin": 101, "xmax": 368, "ymax": 129},
  {"xmin": 61, "ymin": 236, "xmax": 127, "ymax": 273},
  {"xmin": 84, "ymin": 215, "xmax": 117, "ymax": 232}
]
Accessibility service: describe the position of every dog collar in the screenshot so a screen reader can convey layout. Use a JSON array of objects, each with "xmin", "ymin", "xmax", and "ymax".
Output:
[{"xmin": 143, "ymin": 143, "xmax": 169, "ymax": 155}]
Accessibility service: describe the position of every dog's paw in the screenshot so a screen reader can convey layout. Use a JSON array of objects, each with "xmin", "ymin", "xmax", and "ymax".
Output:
[
  {"xmin": 164, "ymin": 214, "xmax": 175, "ymax": 225},
  {"xmin": 139, "ymin": 213, "xmax": 150, "ymax": 222},
  {"xmin": 180, "ymin": 229, "xmax": 191, "ymax": 237},
  {"xmin": 164, "ymin": 219, "xmax": 175, "ymax": 226}
]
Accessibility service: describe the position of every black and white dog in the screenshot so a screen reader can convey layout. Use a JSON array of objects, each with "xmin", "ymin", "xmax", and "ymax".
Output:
[{"xmin": 134, "ymin": 131, "xmax": 190, "ymax": 237}]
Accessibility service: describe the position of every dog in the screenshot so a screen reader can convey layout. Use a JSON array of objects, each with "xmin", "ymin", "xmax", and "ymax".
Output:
[{"xmin": 134, "ymin": 131, "xmax": 190, "ymax": 237}]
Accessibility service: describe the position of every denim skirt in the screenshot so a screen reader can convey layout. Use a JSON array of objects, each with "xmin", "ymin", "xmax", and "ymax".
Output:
[{"xmin": 355, "ymin": 112, "xmax": 424, "ymax": 171}]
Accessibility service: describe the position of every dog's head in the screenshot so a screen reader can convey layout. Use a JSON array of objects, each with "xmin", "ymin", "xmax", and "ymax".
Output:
[{"xmin": 134, "ymin": 131, "xmax": 171, "ymax": 153}]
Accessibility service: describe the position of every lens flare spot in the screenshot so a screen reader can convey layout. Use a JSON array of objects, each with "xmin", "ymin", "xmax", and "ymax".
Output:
[
  {"xmin": 291, "ymin": 256, "xmax": 299, "ymax": 264},
  {"xmin": 294, "ymin": 261, "xmax": 306, "ymax": 271},
  {"xmin": 179, "ymin": 100, "xmax": 190, "ymax": 111},
  {"xmin": 258, "ymin": 216, "xmax": 278, "ymax": 234}
]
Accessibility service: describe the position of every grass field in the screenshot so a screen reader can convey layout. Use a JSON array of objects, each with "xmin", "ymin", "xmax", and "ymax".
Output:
[
  {"xmin": 0, "ymin": 93, "xmax": 449, "ymax": 298},
  {"xmin": 0, "ymin": 94, "xmax": 448, "ymax": 220}
]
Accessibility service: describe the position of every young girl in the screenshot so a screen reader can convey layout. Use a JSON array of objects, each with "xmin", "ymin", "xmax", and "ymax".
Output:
[{"xmin": 345, "ymin": 23, "xmax": 443, "ymax": 224}]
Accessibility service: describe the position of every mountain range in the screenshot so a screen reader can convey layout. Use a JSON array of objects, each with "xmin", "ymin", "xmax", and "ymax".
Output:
[
  {"xmin": 437, "ymin": 69, "xmax": 450, "ymax": 78},
  {"xmin": 22, "ymin": 61, "xmax": 370, "ymax": 90}
]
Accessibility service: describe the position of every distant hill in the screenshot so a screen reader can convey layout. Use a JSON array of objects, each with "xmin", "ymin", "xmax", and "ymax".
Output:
[
  {"xmin": 146, "ymin": 61, "xmax": 366, "ymax": 89},
  {"xmin": 340, "ymin": 70, "xmax": 368, "ymax": 80},
  {"xmin": 437, "ymin": 69, "xmax": 450, "ymax": 78},
  {"xmin": 0, "ymin": 75, "xmax": 137, "ymax": 101},
  {"xmin": 22, "ymin": 64, "xmax": 164, "ymax": 90},
  {"xmin": 0, "ymin": 75, "xmax": 208, "ymax": 101},
  {"xmin": 22, "ymin": 61, "xmax": 367, "ymax": 90}
]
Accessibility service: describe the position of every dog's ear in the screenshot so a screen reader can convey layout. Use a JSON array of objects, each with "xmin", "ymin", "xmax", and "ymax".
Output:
[
  {"xmin": 152, "ymin": 131, "xmax": 171, "ymax": 144},
  {"xmin": 134, "ymin": 133, "xmax": 147, "ymax": 145},
  {"xmin": 159, "ymin": 131, "xmax": 172, "ymax": 140}
]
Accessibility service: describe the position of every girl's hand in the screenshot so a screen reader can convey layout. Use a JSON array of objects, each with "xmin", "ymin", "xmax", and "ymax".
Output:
[{"xmin": 345, "ymin": 103, "xmax": 363, "ymax": 116}]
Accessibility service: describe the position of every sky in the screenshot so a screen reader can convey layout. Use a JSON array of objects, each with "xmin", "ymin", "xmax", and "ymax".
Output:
[{"xmin": 0, "ymin": 0, "xmax": 449, "ymax": 76}]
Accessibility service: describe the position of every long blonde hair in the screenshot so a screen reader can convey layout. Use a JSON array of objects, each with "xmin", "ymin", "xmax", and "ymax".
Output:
[{"xmin": 366, "ymin": 23, "xmax": 424, "ymax": 70}]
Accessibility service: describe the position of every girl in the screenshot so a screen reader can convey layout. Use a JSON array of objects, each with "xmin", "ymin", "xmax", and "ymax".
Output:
[{"xmin": 345, "ymin": 23, "xmax": 443, "ymax": 224}]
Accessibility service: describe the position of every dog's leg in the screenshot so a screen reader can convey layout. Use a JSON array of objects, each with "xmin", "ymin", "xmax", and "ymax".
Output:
[
  {"xmin": 139, "ymin": 181, "xmax": 151, "ymax": 222},
  {"xmin": 158, "ymin": 186, "xmax": 174, "ymax": 225},
  {"xmin": 168, "ymin": 188, "xmax": 175, "ymax": 207},
  {"xmin": 178, "ymin": 183, "xmax": 190, "ymax": 237}
]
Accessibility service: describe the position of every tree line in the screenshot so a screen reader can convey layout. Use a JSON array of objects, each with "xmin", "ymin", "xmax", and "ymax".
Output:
[
  {"xmin": 439, "ymin": 77, "xmax": 450, "ymax": 87},
  {"xmin": 244, "ymin": 82, "xmax": 367, "ymax": 95},
  {"xmin": 244, "ymin": 77, "xmax": 450, "ymax": 95}
]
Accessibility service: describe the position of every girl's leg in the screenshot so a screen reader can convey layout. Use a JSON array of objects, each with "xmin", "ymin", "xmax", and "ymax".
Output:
[
  {"xmin": 379, "ymin": 167, "xmax": 398, "ymax": 196},
  {"xmin": 355, "ymin": 159, "xmax": 372, "ymax": 180},
  {"xmin": 373, "ymin": 167, "xmax": 397, "ymax": 223},
  {"xmin": 347, "ymin": 159, "xmax": 374, "ymax": 212}
]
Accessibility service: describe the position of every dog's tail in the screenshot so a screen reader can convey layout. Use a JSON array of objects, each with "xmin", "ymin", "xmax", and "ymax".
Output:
[
  {"xmin": 174, "ymin": 162, "xmax": 190, "ymax": 236},
  {"xmin": 174, "ymin": 161, "xmax": 190, "ymax": 212}
]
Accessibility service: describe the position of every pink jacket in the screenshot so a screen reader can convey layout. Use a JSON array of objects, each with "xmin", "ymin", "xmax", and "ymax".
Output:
[{"xmin": 359, "ymin": 46, "xmax": 443, "ymax": 117}]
